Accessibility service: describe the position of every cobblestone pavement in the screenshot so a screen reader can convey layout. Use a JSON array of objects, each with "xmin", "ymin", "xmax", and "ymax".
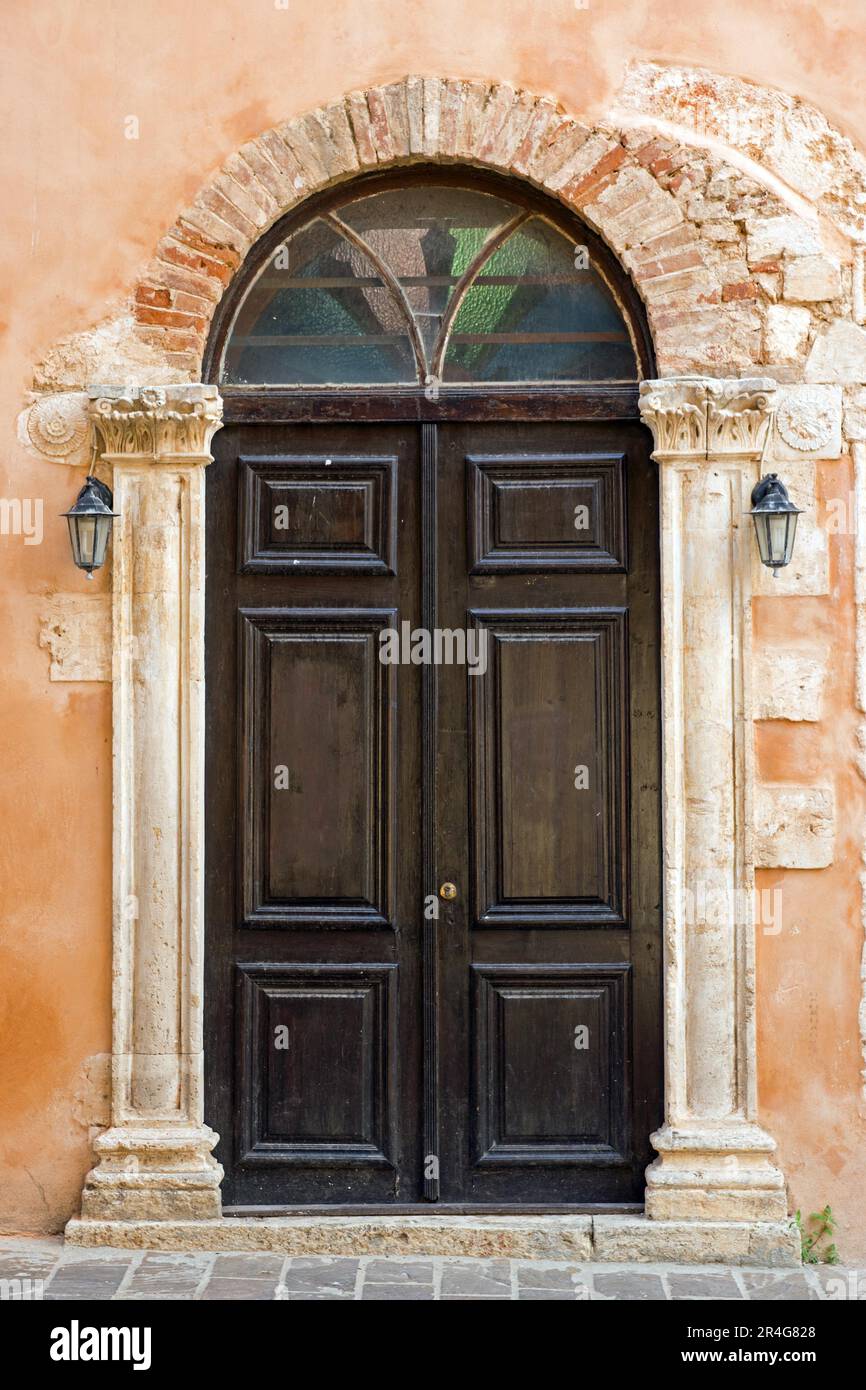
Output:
[{"xmin": 0, "ymin": 1238, "xmax": 857, "ymax": 1300}]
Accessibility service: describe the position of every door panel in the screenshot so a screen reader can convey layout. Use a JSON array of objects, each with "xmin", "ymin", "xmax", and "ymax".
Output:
[
  {"xmin": 240, "ymin": 607, "xmax": 395, "ymax": 925},
  {"xmin": 239, "ymin": 454, "xmax": 397, "ymax": 573},
  {"xmin": 435, "ymin": 419, "xmax": 660, "ymax": 1204},
  {"xmin": 206, "ymin": 422, "xmax": 421, "ymax": 1206},
  {"xmin": 205, "ymin": 414, "xmax": 661, "ymax": 1208},
  {"xmin": 468, "ymin": 452, "xmax": 627, "ymax": 571},
  {"xmin": 472, "ymin": 964, "xmax": 629, "ymax": 1165},
  {"xmin": 236, "ymin": 962, "xmax": 397, "ymax": 1167},
  {"xmin": 470, "ymin": 608, "xmax": 627, "ymax": 925}
]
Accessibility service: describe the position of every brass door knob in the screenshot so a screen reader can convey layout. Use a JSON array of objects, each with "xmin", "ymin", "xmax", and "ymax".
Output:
[{"xmin": 439, "ymin": 882, "xmax": 458, "ymax": 900}]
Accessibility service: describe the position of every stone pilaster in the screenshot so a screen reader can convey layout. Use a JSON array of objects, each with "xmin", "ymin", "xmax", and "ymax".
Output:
[
  {"xmin": 77, "ymin": 385, "xmax": 225, "ymax": 1221},
  {"xmin": 639, "ymin": 377, "xmax": 790, "ymax": 1223}
]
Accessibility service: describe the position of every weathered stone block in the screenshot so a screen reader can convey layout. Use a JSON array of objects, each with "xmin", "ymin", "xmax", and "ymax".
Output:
[
  {"xmin": 752, "ymin": 649, "xmax": 827, "ymax": 722},
  {"xmin": 843, "ymin": 386, "xmax": 866, "ymax": 440},
  {"xmin": 806, "ymin": 320, "xmax": 866, "ymax": 383},
  {"xmin": 66, "ymin": 1216, "xmax": 595, "ymax": 1260},
  {"xmin": 703, "ymin": 220, "xmax": 740, "ymax": 243},
  {"xmin": 39, "ymin": 596, "xmax": 112, "ymax": 682},
  {"xmin": 764, "ymin": 304, "xmax": 811, "ymax": 363},
  {"xmin": 746, "ymin": 213, "xmax": 823, "ymax": 263},
  {"xmin": 783, "ymin": 254, "xmax": 842, "ymax": 302},
  {"xmin": 591, "ymin": 1217, "xmax": 800, "ymax": 1267},
  {"xmin": 754, "ymin": 785, "xmax": 835, "ymax": 868}
]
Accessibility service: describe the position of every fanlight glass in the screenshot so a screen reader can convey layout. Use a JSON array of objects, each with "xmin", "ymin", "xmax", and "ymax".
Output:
[
  {"xmin": 443, "ymin": 217, "xmax": 636, "ymax": 383},
  {"xmin": 220, "ymin": 184, "xmax": 639, "ymax": 387},
  {"xmin": 338, "ymin": 186, "xmax": 514, "ymax": 361}
]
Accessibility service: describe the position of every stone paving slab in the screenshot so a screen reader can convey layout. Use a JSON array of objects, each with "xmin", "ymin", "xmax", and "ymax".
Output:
[{"xmin": 0, "ymin": 1238, "xmax": 859, "ymax": 1301}]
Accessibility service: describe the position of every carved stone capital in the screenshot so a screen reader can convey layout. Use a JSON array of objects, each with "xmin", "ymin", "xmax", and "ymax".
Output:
[
  {"xmin": 89, "ymin": 384, "xmax": 223, "ymax": 462},
  {"xmin": 638, "ymin": 378, "xmax": 708, "ymax": 459},
  {"xmin": 640, "ymin": 376, "xmax": 777, "ymax": 461},
  {"xmin": 706, "ymin": 378, "xmax": 776, "ymax": 458}
]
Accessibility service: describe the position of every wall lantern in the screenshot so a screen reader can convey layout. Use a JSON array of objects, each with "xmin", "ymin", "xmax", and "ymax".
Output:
[
  {"xmin": 62, "ymin": 475, "xmax": 118, "ymax": 579},
  {"xmin": 748, "ymin": 473, "xmax": 802, "ymax": 576}
]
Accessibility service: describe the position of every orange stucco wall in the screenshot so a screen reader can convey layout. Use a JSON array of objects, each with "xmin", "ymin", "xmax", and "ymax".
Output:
[
  {"xmin": 2, "ymin": 0, "xmax": 866, "ymax": 1254},
  {"xmin": 755, "ymin": 457, "xmax": 866, "ymax": 1260}
]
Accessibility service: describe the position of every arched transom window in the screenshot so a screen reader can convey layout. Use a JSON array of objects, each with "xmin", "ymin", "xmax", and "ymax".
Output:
[{"xmin": 218, "ymin": 182, "xmax": 640, "ymax": 387}]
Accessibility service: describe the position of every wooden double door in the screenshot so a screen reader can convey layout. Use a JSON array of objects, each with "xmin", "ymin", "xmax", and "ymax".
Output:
[{"xmin": 205, "ymin": 410, "xmax": 662, "ymax": 1209}]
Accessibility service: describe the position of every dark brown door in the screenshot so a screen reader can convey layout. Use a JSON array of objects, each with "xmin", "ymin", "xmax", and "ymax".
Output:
[{"xmin": 205, "ymin": 412, "xmax": 661, "ymax": 1209}]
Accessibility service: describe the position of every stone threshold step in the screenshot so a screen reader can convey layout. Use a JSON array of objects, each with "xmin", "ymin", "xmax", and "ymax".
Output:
[{"xmin": 65, "ymin": 1214, "xmax": 800, "ymax": 1266}]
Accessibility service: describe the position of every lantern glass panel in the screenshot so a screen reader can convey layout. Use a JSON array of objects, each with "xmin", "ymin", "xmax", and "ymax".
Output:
[
  {"xmin": 70, "ymin": 515, "xmax": 93, "ymax": 568},
  {"xmin": 91, "ymin": 516, "xmax": 112, "ymax": 569},
  {"xmin": 67, "ymin": 514, "xmax": 112, "ymax": 572},
  {"xmin": 754, "ymin": 510, "xmax": 797, "ymax": 569},
  {"xmin": 768, "ymin": 511, "xmax": 796, "ymax": 567}
]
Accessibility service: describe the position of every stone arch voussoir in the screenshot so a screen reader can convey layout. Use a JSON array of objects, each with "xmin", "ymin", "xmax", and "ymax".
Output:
[
  {"xmin": 29, "ymin": 67, "xmax": 866, "ymax": 412},
  {"xmin": 130, "ymin": 75, "xmax": 796, "ymax": 382}
]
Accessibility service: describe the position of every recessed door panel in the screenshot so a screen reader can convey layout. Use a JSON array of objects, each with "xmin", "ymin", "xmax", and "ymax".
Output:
[
  {"xmin": 470, "ymin": 609, "xmax": 627, "ymax": 927},
  {"xmin": 472, "ymin": 963, "xmax": 629, "ymax": 1164},
  {"xmin": 239, "ymin": 454, "xmax": 397, "ymax": 573},
  {"xmin": 237, "ymin": 962, "xmax": 396, "ymax": 1166},
  {"xmin": 240, "ymin": 607, "xmax": 395, "ymax": 927},
  {"xmin": 468, "ymin": 453, "xmax": 626, "ymax": 571}
]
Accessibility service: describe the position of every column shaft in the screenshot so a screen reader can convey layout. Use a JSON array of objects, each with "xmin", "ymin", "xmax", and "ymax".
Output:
[
  {"xmin": 640, "ymin": 378, "xmax": 787, "ymax": 1222},
  {"xmin": 78, "ymin": 386, "xmax": 223, "ymax": 1222}
]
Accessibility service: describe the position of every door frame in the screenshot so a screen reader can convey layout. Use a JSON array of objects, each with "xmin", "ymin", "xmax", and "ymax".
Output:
[{"xmin": 68, "ymin": 160, "xmax": 796, "ymax": 1255}]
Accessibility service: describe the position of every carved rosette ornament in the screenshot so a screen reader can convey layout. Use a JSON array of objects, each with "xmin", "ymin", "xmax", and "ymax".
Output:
[
  {"xmin": 28, "ymin": 393, "xmax": 89, "ymax": 457},
  {"xmin": 776, "ymin": 387, "xmax": 836, "ymax": 453},
  {"xmin": 18, "ymin": 392, "xmax": 90, "ymax": 467}
]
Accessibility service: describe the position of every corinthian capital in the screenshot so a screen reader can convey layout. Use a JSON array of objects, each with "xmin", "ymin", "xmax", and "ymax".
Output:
[
  {"xmin": 639, "ymin": 378, "xmax": 708, "ymax": 459},
  {"xmin": 89, "ymin": 384, "xmax": 223, "ymax": 462},
  {"xmin": 706, "ymin": 378, "xmax": 776, "ymax": 458},
  {"xmin": 639, "ymin": 377, "xmax": 777, "ymax": 462}
]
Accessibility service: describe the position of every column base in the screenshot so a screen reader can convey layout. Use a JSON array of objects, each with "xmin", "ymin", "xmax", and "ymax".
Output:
[
  {"xmin": 76, "ymin": 1125, "xmax": 223, "ymax": 1222},
  {"xmin": 645, "ymin": 1122, "xmax": 789, "ymax": 1221}
]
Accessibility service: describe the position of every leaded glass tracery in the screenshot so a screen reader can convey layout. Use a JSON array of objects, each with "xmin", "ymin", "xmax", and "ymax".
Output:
[{"xmin": 220, "ymin": 182, "xmax": 639, "ymax": 386}]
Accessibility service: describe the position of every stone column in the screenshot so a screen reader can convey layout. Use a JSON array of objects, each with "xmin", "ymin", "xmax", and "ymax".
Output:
[
  {"xmin": 78, "ymin": 385, "xmax": 225, "ymax": 1221},
  {"xmin": 638, "ymin": 377, "xmax": 789, "ymax": 1222}
]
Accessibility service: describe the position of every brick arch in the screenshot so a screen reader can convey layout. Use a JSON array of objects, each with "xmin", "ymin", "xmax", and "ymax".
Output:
[{"xmin": 133, "ymin": 75, "xmax": 766, "ymax": 382}]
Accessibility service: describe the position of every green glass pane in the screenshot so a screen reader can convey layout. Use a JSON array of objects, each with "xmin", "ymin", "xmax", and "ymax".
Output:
[
  {"xmin": 222, "ymin": 218, "xmax": 417, "ymax": 384},
  {"xmin": 338, "ymin": 186, "xmax": 516, "ymax": 359},
  {"xmin": 443, "ymin": 217, "xmax": 638, "ymax": 382}
]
